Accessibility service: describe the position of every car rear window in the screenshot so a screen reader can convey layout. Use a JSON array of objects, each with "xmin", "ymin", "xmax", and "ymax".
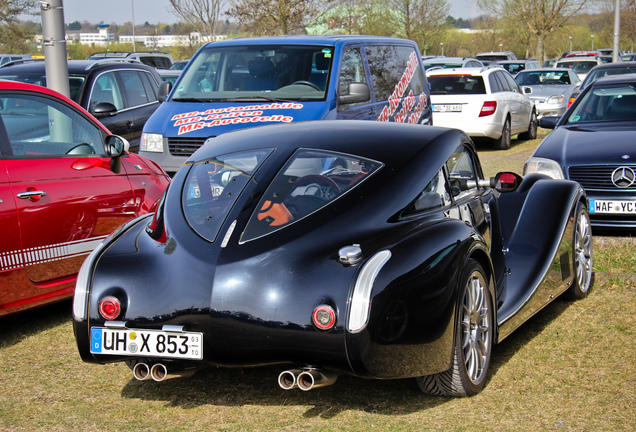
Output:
[
  {"xmin": 182, "ymin": 148, "xmax": 274, "ymax": 242},
  {"xmin": 428, "ymin": 75, "xmax": 486, "ymax": 95},
  {"xmin": 240, "ymin": 149, "xmax": 383, "ymax": 243}
]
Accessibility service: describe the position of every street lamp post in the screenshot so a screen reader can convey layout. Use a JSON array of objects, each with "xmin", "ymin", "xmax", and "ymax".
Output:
[
  {"xmin": 440, "ymin": 42, "xmax": 444, "ymax": 56},
  {"xmin": 569, "ymin": 36, "xmax": 572, "ymax": 52},
  {"xmin": 499, "ymin": 43, "xmax": 503, "ymax": 51},
  {"xmin": 131, "ymin": 0, "xmax": 136, "ymax": 52},
  {"xmin": 591, "ymin": 34, "xmax": 595, "ymax": 50}
]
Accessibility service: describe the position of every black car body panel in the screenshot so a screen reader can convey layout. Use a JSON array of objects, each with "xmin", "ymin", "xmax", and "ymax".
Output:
[
  {"xmin": 0, "ymin": 59, "xmax": 162, "ymax": 152},
  {"xmin": 73, "ymin": 121, "xmax": 586, "ymax": 390}
]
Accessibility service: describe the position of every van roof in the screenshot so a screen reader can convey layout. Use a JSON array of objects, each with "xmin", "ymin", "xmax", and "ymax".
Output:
[{"xmin": 202, "ymin": 35, "xmax": 417, "ymax": 48}]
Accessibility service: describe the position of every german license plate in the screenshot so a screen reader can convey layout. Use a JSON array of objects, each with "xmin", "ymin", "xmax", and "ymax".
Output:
[
  {"xmin": 433, "ymin": 104, "xmax": 462, "ymax": 112},
  {"xmin": 90, "ymin": 327, "xmax": 203, "ymax": 360},
  {"xmin": 589, "ymin": 199, "xmax": 636, "ymax": 214}
]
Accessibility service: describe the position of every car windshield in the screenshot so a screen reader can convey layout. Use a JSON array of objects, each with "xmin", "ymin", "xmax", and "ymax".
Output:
[
  {"xmin": 0, "ymin": 73, "xmax": 85, "ymax": 103},
  {"xmin": 556, "ymin": 60, "xmax": 597, "ymax": 74},
  {"xmin": 428, "ymin": 75, "xmax": 486, "ymax": 94},
  {"xmin": 423, "ymin": 62, "xmax": 463, "ymax": 70},
  {"xmin": 581, "ymin": 66, "xmax": 636, "ymax": 89},
  {"xmin": 515, "ymin": 70, "xmax": 574, "ymax": 85},
  {"xmin": 182, "ymin": 149, "xmax": 274, "ymax": 242},
  {"xmin": 501, "ymin": 63, "xmax": 525, "ymax": 74},
  {"xmin": 172, "ymin": 45, "xmax": 333, "ymax": 102},
  {"xmin": 240, "ymin": 149, "xmax": 383, "ymax": 242},
  {"xmin": 566, "ymin": 83, "xmax": 636, "ymax": 124}
]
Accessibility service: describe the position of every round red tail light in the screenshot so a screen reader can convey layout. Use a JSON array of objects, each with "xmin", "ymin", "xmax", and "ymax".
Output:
[
  {"xmin": 312, "ymin": 305, "xmax": 336, "ymax": 330},
  {"xmin": 99, "ymin": 296, "xmax": 121, "ymax": 320}
]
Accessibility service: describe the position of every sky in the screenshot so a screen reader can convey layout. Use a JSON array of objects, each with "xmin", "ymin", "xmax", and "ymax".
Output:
[{"xmin": 25, "ymin": 0, "xmax": 483, "ymax": 25}]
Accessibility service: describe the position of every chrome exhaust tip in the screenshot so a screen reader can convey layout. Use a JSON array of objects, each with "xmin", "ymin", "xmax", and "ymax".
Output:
[
  {"xmin": 277, "ymin": 369, "xmax": 303, "ymax": 390},
  {"xmin": 132, "ymin": 362, "xmax": 151, "ymax": 381},
  {"xmin": 297, "ymin": 369, "xmax": 338, "ymax": 391},
  {"xmin": 150, "ymin": 363, "xmax": 200, "ymax": 381},
  {"xmin": 150, "ymin": 363, "xmax": 168, "ymax": 382}
]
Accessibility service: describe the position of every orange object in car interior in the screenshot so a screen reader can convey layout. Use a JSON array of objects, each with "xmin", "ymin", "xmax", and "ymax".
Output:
[{"xmin": 258, "ymin": 200, "xmax": 293, "ymax": 226}]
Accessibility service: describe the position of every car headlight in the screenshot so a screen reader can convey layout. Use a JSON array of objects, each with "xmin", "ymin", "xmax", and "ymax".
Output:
[
  {"xmin": 140, "ymin": 133, "xmax": 164, "ymax": 152},
  {"xmin": 548, "ymin": 95, "xmax": 564, "ymax": 104},
  {"xmin": 523, "ymin": 157, "xmax": 564, "ymax": 179}
]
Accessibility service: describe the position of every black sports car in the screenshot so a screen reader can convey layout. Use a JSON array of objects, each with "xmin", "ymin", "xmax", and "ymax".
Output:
[
  {"xmin": 528, "ymin": 74, "xmax": 636, "ymax": 231},
  {"xmin": 73, "ymin": 121, "xmax": 592, "ymax": 397}
]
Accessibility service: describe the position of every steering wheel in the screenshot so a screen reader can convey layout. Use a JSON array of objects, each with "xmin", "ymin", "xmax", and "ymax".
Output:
[
  {"xmin": 291, "ymin": 81, "xmax": 322, "ymax": 91},
  {"xmin": 293, "ymin": 175, "xmax": 340, "ymax": 200},
  {"xmin": 66, "ymin": 143, "xmax": 95, "ymax": 155}
]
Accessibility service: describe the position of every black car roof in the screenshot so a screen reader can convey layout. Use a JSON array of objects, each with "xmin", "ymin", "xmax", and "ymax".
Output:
[
  {"xmin": 0, "ymin": 59, "xmax": 159, "ymax": 75},
  {"xmin": 191, "ymin": 120, "xmax": 469, "ymax": 174},
  {"xmin": 590, "ymin": 72, "xmax": 636, "ymax": 86}
]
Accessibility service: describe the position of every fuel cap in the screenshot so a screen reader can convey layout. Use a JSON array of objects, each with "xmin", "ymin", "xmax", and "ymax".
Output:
[{"xmin": 338, "ymin": 244, "xmax": 363, "ymax": 265}]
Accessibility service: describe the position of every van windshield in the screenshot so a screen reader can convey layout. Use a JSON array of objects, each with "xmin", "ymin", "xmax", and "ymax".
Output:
[{"xmin": 172, "ymin": 45, "xmax": 333, "ymax": 102}]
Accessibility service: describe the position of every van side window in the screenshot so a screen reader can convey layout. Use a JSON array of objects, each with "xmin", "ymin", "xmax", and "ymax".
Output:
[
  {"xmin": 365, "ymin": 45, "xmax": 425, "ymax": 101},
  {"xmin": 339, "ymin": 47, "xmax": 367, "ymax": 96}
]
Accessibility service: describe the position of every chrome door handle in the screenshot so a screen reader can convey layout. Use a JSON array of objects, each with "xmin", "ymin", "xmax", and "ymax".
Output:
[{"xmin": 17, "ymin": 190, "xmax": 47, "ymax": 199}]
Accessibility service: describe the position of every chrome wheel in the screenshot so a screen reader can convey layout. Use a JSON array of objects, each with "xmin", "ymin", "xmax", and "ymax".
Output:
[
  {"xmin": 574, "ymin": 205, "xmax": 593, "ymax": 294},
  {"xmin": 461, "ymin": 270, "xmax": 491, "ymax": 384}
]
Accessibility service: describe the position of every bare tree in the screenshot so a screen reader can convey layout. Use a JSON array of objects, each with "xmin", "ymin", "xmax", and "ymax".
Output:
[
  {"xmin": 622, "ymin": 0, "xmax": 636, "ymax": 52},
  {"xmin": 477, "ymin": 0, "xmax": 591, "ymax": 62},
  {"xmin": 389, "ymin": 0, "xmax": 450, "ymax": 54},
  {"xmin": 227, "ymin": 0, "xmax": 336, "ymax": 35},
  {"xmin": 168, "ymin": 0, "xmax": 225, "ymax": 39}
]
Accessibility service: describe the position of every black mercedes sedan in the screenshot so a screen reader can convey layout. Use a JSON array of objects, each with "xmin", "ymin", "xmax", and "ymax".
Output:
[
  {"xmin": 73, "ymin": 121, "xmax": 592, "ymax": 397},
  {"xmin": 527, "ymin": 74, "xmax": 636, "ymax": 231}
]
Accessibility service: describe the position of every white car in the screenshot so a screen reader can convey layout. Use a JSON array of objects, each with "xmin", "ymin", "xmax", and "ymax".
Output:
[
  {"xmin": 554, "ymin": 56, "xmax": 603, "ymax": 81},
  {"xmin": 427, "ymin": 66, "xmax": 537, "ymax": 150}
]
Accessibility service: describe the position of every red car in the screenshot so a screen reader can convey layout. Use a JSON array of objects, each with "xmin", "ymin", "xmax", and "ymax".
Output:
[{"xmin": 0, "ymin": 80, "xmax": 170, "ymax": 316}]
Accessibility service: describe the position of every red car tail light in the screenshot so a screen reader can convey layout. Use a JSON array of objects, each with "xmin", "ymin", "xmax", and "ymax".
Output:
[
  {"xmin": 479, "ymin": 101, "xmax": 497, "ymax": 117},
  {"xmin": 99, "ymin": 296, "xmax": 121, "ymax": 320},
  {"xmin": 312, "ymin": 305, "xmax": 336, "ymax": 330},
  {"xmin": 567, "ymin": 96, "xmax": 576, "ymax": 107}
]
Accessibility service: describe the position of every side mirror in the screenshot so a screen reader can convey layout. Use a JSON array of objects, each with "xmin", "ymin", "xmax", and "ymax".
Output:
[
  {"xmin": 522, "ymin": 86, "xmax": 532, "ymax": 95},
  {"xmin": 539, "ymin": 116, "xmax": 560, "ymax": 129},
  {"xmin": 338, "ymin": 82, "xmax": 370, "ymax": 105},
  {"xmin": 92, "ymin": 102, "xmax": 118, "ymax": 118},
  {"xmin": 105, "ymin": 135, "xmax": 130, "ymax": 174},
  {"xmin": 491, "ymin": 172, "xmax": 523, "ymax": 192},
  {"xmin": 158, "ymin": 81, "xmax": 172, "ymax": 102}
]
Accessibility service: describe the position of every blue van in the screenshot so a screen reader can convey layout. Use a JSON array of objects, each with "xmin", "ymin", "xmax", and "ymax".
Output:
[{"xmin": 140, "ymin": 35, "xmax": 432, "ymax": 175}]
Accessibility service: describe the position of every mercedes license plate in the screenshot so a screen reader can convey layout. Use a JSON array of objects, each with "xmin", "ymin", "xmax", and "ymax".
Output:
[
  {"xmin": 90, "ymin": 327, "xmax": 203, "ymax": 360},
  {"xmin": 589, "ymin": 199, "xmax": 636, "ymax": 214},
  {"xmin": 433, "ymin": 104, "xmax": 462, "ymax": 112}
]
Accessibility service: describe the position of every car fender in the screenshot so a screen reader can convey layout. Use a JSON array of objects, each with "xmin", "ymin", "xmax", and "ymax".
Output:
[
  {"xmin": 345, "ymin": 217, "xmax": 494, "ymax": 379},
  {"xmin": 495, "ymin": 177, "xmax": 585, "ymax": 341}
]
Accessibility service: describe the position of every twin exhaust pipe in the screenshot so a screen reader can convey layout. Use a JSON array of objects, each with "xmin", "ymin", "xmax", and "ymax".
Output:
[
  {"xmin": 278, "ymin": 368, "xmax": 337, "ymax": 391},
  {"xmin": 132, "ymin": 362, "xmax": 198, "ymax": 382},
  {"xmin": 133, "ymin": 362, "xmax": 337, "ymax": 391}
]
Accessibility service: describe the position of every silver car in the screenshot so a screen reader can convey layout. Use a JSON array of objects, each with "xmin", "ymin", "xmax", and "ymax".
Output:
[{"xmin": 515, "ymin": 68, "xmax": 581, "ymax": 118}]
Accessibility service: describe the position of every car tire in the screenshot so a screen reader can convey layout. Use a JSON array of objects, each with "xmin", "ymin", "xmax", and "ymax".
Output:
[
  {"xmin": 416, "ymin": 259, "xmax": 493, "ymax": 397},
  {"xmin": 567, "ymin": 202, "xmax": 593, "ymax": 299},
  {"xmin": 493, "ymin": 118, "xmax": 511, "ymax": 150},
  {"xmin": 519, "ymin": 110, "xmax": 537, "ymax": 140}
]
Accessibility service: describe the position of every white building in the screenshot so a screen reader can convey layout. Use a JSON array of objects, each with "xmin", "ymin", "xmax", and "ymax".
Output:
[
  {"xmin": 118, "ymin": 32, "xmax": 225, "ymax": 48},
  {"xmin": 79, "ymin": 24, "xmax": 114, "ymax": 46}
]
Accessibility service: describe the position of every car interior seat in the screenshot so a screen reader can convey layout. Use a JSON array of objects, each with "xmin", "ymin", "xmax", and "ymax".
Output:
[{"xmin": 244, "ymin": 59, "xmax": 277, "ymax": 90}]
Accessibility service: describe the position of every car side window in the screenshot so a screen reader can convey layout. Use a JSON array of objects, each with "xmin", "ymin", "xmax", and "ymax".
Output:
[
  {"xmin": 91, "ymin": 72, "xmax": 124, "ymax": 111},
  {"xmin": 502, "ymin": 72, "xmax": 521, "ymax": 93},
  {"xmin": 140, "ymin": 72, "xmax": 159, "ymax": 102},
  {"xmin": 447, "ymin": 146, "xmax": 477, "ymax": 200},
  {"xmin": 364, "ymin": 45, "xmax": 425, "ymax": 102},
  {"xmin": 488, "ymin": 73, "xmax": 502, "ymax": 93},
  {"xmin": 406, "ymin": 168, "xmax": 451, "ymax": 215},
  {"xmin": 0, "ymin": 93, "xmax": 106, "ymax": 157},
  {"xmin": 118, "ymin": 70, "xmax": 156, "ymax": 107},
  {"xmin": 338, "ymin": 47, "xmax": 367, "ymax": 97},
  {"xmin": 494, "ymin": 72, "xmax": 511, "ymax": 92}
]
